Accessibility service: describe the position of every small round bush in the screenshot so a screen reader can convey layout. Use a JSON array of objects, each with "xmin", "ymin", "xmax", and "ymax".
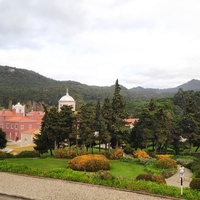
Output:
[
  {"xmin": 136, "ymin": 173, "xmax": 152, "ymax": 181},
  {"xmin": 109, "ymin": 148, "xmax": 123, "ymax": 160},
  {"xmin": 68, "ymin": 154, "xmax": 111, "ymax": 172},
  {"xmin": 96, "ymin": 170, "xmax": 114, "ymax": 180},
  {"xmin": 54, "ymin": 148, "xmax": 67, "ymax": 158},
  {"xmin": 0, "ymin": 151, "xmax": 6, "ymax": 160},
  {"xmin": 190, "ymin": 178, "xmax": 200, "ymax": 190},
  {"xmin": 151, "ymin": 174, "xmax": 166, "ymax": 184},
  {"xmin": 136, "ymin": 173, "xmax": 166, "ymax": 184},
  {"xmin": 156, "ymin": 158, "xmax": 177, "ymax": 169}
]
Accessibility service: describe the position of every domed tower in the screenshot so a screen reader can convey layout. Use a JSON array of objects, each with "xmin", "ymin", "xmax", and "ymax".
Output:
[{"xmin": 58, "ymin": 89, "xmax": 76, "ymax": 112}]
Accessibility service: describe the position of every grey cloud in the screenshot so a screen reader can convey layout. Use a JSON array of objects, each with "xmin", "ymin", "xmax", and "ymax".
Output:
[{"xmin": 0, "ymin": 0, "xmax": 85, "ymax": 49}]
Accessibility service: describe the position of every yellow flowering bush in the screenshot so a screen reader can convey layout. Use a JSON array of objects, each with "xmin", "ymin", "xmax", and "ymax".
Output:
[
  {"xmin": 109, "ymin": 148, "xmax": 124, "ymax": 160},
  {"xmin": 133, "ymin": 150, "xmax": 150, "ymax": 159},
  {"xmin": 54, "ymin": 148, "xmax": 67, "ymax": 158},
  {"xmin": 156, "ymin": 154, "xmax": 172, "ymax": 160},
  {"xmin": 156, "ymin": 158, "xmax": 177, "ymax": 169},
  {"xmin": 68, "ymin": 154, "xmax": 111, "ymax": 172}
]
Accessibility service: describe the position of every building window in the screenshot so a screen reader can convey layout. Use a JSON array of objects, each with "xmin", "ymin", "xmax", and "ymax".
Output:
[
  {"xmin": 29, "ymin": 124, "xmax": 32, "ymax": 129},
  {"xmin": 6, "ymin": 123, "xmax": 9, "ymax": 129},
  {"xmin": 15, "ymin": 124, "xmax": 18, "ymax": 130},
  {"xmin": 11, "ymin": 124, "xmax": 14, "ymax": 129},
  {"xmin": 21, "ymin": 125, "xmax": 24, "ymax": 130}
]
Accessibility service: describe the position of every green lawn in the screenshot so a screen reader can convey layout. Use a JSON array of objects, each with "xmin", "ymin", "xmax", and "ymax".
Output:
[
  {"xmin": 6, "ymin": 158, "xmax": 68, "ymax": 170},
  {"xmin": 5, "ymin": 157, "xmax": 146, "ymax": 178},
  {"xmin": 109, "ymin": 160, "xmax": 145, "ymax": 178}
]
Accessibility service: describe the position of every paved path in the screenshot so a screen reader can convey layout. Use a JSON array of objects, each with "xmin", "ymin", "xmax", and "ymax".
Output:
[
  {"xmin": 0, "ymin": 172, "xmax": 175, "ymax": 200},
  {"xmin": 165, "ymin": 165, "xmax": 193, "ymax": 188}
]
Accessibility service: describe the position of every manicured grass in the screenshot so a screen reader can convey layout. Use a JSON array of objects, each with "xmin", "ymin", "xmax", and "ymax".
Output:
[
  {"xmin": 5, "ymin": 157, "xmax": 145, "ymax": 178},
  {"xmin": 109, "ymin": 160, "xmax": 145, "ymax": 178},
  {"xmin": 5, "ymin": 157, "xmax": 69, "ymax": 170}
]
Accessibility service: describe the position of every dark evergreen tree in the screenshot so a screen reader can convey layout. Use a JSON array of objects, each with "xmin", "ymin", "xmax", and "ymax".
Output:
[
  {"xmin": 94, "ymin": 101, "xmax": 108, "ymax": 152},
  {"xmin": 110, "ymin": 79, "xmax": 129, "ymax": 148},
  {"xmin": 131, "ymin": 98, "xmax": 175, "ymax": 153},
  {"xmin": 58, "ymin": 105, "xmax": 76, "ymax": 147},
  {"xmin": 0, "ymin": 128, "xmax": 7, "ymax": 149},
  {"xmin": 34, "ymin": 105, "xmax": 54, "ymax": 155},
  {"xmin": 78, "ymin": 104, "xmax": 96, "ymax": 152},
  {"xmin": 180, "ymin": 96, "xmax": 200, "ymax": 154},
  {"xmin": 101, "ymin": 98, "xmax": 112, "ymax": 150}
]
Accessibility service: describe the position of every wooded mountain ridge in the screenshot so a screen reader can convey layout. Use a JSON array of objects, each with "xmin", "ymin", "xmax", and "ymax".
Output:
[{"xmin": 0, "ymin": 65, "xmax": 200, "ymax": 110}]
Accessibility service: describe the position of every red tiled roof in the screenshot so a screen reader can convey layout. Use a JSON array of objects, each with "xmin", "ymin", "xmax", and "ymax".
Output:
[
  {"xmin": 4, "ymin": 116, "xmax": 36, "ymax": 122},
  {"xmin": 0, "ymin": 110, "xmax": 13, "ymax": 116},
  {"xmin": 125, "ymin": 118, "xmax": 139, "ymax": 123},
  {"xmin": 26, "ymin": 111, "xmax": 45, "ymax": 115}
]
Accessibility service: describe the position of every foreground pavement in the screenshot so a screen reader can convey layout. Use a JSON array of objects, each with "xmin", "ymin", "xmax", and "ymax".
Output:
[{"xmin": 0, "ymin": 172, "xmax": 176, "ymax": 200}]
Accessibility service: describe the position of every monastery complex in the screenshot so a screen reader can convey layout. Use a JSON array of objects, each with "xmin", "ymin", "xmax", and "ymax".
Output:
[{"xmin": 0, "ymin": 90, "xmax": 76, "ymax": 146}]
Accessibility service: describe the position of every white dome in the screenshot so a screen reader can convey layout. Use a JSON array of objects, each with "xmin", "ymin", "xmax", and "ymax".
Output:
[{"xmin": 59, "ymin": 89, "xmax": 75, "ymax": 102}]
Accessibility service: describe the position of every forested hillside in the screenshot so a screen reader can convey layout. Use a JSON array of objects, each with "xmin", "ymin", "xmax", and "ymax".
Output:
[{"xmin": 0, "ymin": 65, "xmax": 200, "ymax": 116}]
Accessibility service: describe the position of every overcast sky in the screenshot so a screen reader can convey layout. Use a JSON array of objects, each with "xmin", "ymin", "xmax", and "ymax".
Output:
[{"xmin": 0, "ymin": 0, "xmax": 200, "ymax": 89}]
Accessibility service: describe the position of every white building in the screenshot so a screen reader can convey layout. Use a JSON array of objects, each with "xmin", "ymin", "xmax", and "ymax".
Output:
[
  {"xmin": 58, "ymin": 89, "xmax": 76, "ymax": 112},
  {"xmin": 12, "ymin": 102, "xmax": 25, "ymax": 116}
]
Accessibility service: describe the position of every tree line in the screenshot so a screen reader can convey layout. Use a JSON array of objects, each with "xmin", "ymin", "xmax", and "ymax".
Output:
[
  {"xmin": 1, "ymin": 80, "xmax": 200, "ymax": 156},
  {"xmin": 34, "ymin": 80, "xmax": 130, "ymax": 155},
  {"xmin": 131, "ymin": 88, "xmax": 200, "ymax": 154},
  {"xmin": 33, "ymin": 85, "xmax": 200, "ymax": 155}
]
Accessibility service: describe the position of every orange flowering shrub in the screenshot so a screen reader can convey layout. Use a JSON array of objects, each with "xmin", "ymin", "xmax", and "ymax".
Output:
[
  {"xmin": 109, "ymin": 148, "xmax": 123, "ymax": 160},
  {"xmin": 133, "ymin": 150, "xmax": 150, "ymax": 159},
  {"xmin": 68, "ymin": 154, "xmax": 111, "ymax": 172},
  {"xmin": 156, "ymin": 158, "xmax": 177, "ymax": 169},
  {"xmin": 54, "ymin": 148, "xmax": 67, "ymax": 158},
  {"xmin": 156, "ymin": 154, "xmax": 172, "ymax": 160}
]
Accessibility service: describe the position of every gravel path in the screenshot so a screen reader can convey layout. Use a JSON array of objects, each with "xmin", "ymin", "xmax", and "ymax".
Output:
[
  {"xmin": 165, "ymin": 165, "xmax": 193, "ymax": 188},
  {"xmin": 0, "ymin": 172, "xmax": 176, "ymax": 200}
]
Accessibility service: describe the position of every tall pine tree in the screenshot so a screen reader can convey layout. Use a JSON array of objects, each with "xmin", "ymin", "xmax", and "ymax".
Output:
[{"xmin": 110, "ymin": 79, "xmax": 128, "ymax": 148}]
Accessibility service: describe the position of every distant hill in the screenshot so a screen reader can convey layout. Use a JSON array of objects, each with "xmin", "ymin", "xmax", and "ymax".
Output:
[
  {"xmin": 129, "ymin": 79, "xmax": 200, "ymax": 99},
  {"xmin": 0, "ymin": 65, "xmax": 200, "ymax": 110}
]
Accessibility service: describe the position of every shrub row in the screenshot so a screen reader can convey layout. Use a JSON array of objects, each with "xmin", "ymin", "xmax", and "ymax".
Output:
[{"xmin": 0, "ymin": 150, "xmax": 39, "ymax": 159}]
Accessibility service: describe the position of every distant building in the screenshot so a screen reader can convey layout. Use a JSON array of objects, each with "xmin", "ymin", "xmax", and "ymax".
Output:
[
  {"xmin": 3, "ymin": 115, "xmax": 41, "ymax": 141},
  {"xmin": 0, "ymin": 103, "xmax": 44, "ymax": 143},
  {"xmin": 12, "ymin": 102, "xmax": 25, "ymax": 116},
  {"xmin": 58, "ymin": 89, "xmax": 76, "ymax": 112},
  {"xmin": 0, "ymin": 89, "xmax": 76, "ymax": 145},
  {"xmin": 21, "ymin": 129, "xmax": 40, "ymax": 146},
  {"xmin": 124, "ymin": 118, "xmax": 139, "ymax": 128}
]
